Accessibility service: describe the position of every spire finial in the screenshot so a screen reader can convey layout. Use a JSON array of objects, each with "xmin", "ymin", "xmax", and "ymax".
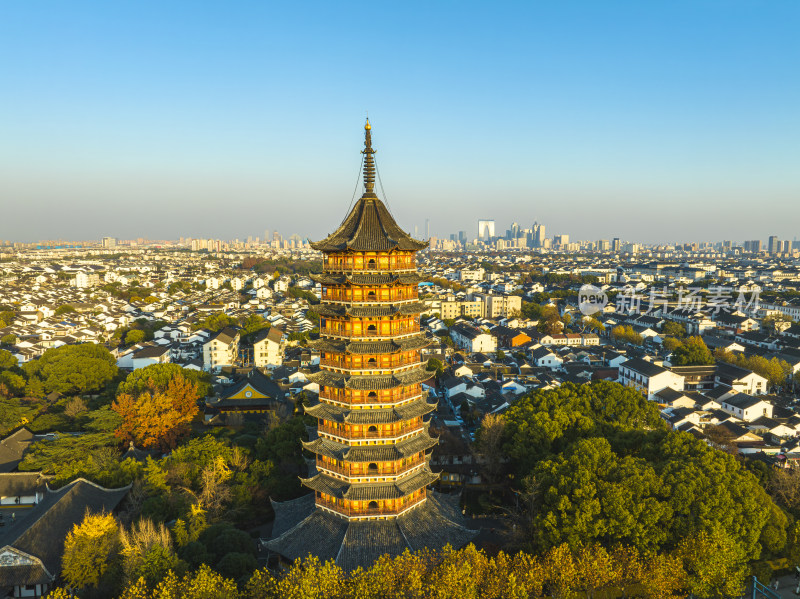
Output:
[{"xmin": 362, "ymin": 119, "xmax": 376, "ymax": 194}]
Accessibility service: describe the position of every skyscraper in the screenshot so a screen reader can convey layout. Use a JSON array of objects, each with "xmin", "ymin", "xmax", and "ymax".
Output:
[
  {"xmin": 769, "ymin": 236, "xmax": 779, "ymax": 254},
  {"xmin": 532, "ymin": 222, "xmax": 545, "ymax": 247},
  {"xmin": 265, "ymin": 121, "xmax": 475, "ymax": 570},
  {"xmin": 478, "ymin": 219, "xmax": 495, "ymax": 241}
]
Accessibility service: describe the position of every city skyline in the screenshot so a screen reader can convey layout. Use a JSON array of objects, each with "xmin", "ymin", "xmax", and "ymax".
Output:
[{"xmin": 1, "ymin": 1, "xmax": 799, "ymax": 243}]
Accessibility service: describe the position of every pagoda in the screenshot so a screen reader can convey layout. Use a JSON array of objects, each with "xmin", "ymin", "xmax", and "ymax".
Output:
[{"xmin": 264, "ymin": 121, "xmax": 476, "ymax": 571}]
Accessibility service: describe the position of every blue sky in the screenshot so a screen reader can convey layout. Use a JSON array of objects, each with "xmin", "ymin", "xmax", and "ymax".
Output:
[{"xmin": 1, "ymin": 1, "xmax": 798, "ymax": 244}]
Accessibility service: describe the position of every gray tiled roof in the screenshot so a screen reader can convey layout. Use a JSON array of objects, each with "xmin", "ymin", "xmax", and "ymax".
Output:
[
  {"xmin": 312, "ymin": 273, "xmax": 422, "ymax": 286},
  {"xmin": 0, "ymin": 478, "xmax": 130, "ymax": 588},
  {"xmin": 304, "ymin": 396, "xmax": 436, "ymax": 424},
  {"xmin": 310, "ymin": 196, "xmax": 428, "ymax": 253},
  {"xmin": 308, "ymin": 367, "xmax": 433, "ymax": 390},
  {"xmin": 303, "ymin": 425, "xmax": 437, "ymax": 461},
  {"xmin": 263, "ymin": 491, "xmax": 478, "ymax": 572}
]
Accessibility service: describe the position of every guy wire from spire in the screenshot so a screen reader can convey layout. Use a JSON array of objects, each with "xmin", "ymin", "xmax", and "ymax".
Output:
[
  {"xmin": 375, "ymin": 158, "xmax": 394, "ymax": 214},
  {"xmin": 341, "ymin": 152, "xmax": 365, "ymax": 226}
]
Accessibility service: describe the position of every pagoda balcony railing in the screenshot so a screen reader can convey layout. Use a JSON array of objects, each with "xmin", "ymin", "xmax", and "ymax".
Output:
[
  {"xmin": 316, "ymin": 493, "xmax": 426, "ymax": 519},
  {"xmin": 317, "ymin": 422, "xmax": 424, "ymax": 441},
  {"xmin": 320, "ymin": 358, "xmax": 425, "ymax": 371},
  {"xmin": 320, "ymin": 390, "xmax": 424, "ymax": 405},
  {"xmin": 316, "ymin": 459, "xmax": 426, "ymax": 478},
  {"xmin": 322, "ymin": 296, "xmax": 420, "ymax": 305},
  {"xmin": 322, "ymin": 327, "xmax": 421, "ymax": 339}
]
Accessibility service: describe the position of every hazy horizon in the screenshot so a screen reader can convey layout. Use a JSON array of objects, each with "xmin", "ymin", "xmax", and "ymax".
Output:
[{"xmin": 1, "ymin": 1, "xmax": 798, "ymax": 245}]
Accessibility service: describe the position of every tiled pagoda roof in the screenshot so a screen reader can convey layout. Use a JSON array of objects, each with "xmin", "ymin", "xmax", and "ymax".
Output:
[
  {"xmin": 263, "ymin": 491, "xmax": 478, "ymax": 572},
  {"xmin": 302, "ymin": 432, "xmax": 437, "ymax": 462},
  {"xmin": 301, "ymin": 468, "xmax": 439, "ymax": 500},
  {"xmin": 308, "ymin": 367, "xmax": 433, "ymax": 390},
  {"xmin": 304, "ymin": 395, "xmax": 436, "ymax": 424}
]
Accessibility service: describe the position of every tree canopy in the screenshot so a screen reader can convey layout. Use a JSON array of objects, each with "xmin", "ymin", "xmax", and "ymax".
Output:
[
  {"xmin": 113, "ymin": 375, "xmax": 201, "ymax": 451},
  {"xmin": 23, "ymin": 343, "xmax": 118, "ymax": 395},
  {"xmin": 501, "ymin": 381, "xmax": 781, "ymax": 563}
]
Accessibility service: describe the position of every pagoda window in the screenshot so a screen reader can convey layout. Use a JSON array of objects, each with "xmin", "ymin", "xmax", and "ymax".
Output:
[
  {"xmin": 367, "ymin": 462, "xmax": 378, "ymax": 473},
  {"xmin": 368, "ymin": 500, "xmax": 379, "ymax": 510},
  {"xmin": 367, "ymin": 357, "xmax": 377, "ymax": 367},
  {"xmin": 367, "ymin": 258, "xmax": 376, "ymax": 269},
  {"xmin": 367, "ymin": 391, "xmax": 378, "ymax": 401},
  {"xmin": 368, "ymin": 425, "xmax": 378, "ymax": 434},
  {"xmin": 367, "ymin": 290, "xmax": 376, "ymax": 300},
  {"xmin": 367, "ymin": 324, "xmax": 377, "ymax": 334}
]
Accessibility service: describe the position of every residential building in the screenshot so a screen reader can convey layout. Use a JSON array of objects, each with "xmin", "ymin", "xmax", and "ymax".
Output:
[
  {"xmin": 202, "ymin": 326, "xmax": 240, "ymax": 371},
  {"xmin": 618, "ymin": 357, "xmax": 685, "ymax": 401}
]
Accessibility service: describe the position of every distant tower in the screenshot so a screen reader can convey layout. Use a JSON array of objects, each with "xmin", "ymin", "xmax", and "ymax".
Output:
[
  {"xmin": 768, "ymin": 235, "xmax": 779, "ymax": 255},
  {"xmin": 425, "ymin": 219, "xmax": 430, "ymax": 239},
  {"xmin": 478, "ymin": 219, "xmax": 495, "ymax": 242}
]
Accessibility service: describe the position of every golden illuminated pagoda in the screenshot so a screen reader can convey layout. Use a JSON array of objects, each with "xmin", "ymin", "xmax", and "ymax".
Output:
[
  {"xmin": 264, "ymin": 121, "xmax": 476, "ymax": 570},
  {"xmin": 303, "ymin": 120, "xmax": 437, "ymax": 520}
]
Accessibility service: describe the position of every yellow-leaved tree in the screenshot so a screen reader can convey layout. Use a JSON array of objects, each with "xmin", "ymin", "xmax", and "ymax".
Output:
[{"xmin": 61, "ymin": 510, "xmax": 120, "ymax": 590}]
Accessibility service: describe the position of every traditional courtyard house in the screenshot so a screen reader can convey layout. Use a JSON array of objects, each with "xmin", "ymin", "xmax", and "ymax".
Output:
[
  {"xmin": 618, "ymin": 357, "xmax": 685, "ymax": 401},
  {"xmin": 265, "ymin": 122, "xmax": 475, "ymax": 571},
  {"xmin": 715, "ymin": 362, "xmax": 769, "ymax": 395},
  {"xmin": 131, "ymin": 345, "xmax": 171, "ymax": 370},
  {"xmin": 449, "ymin": 322, "xmax": 497, "ymax": 353},
  {"xmin": 720, "ymin": 393, "xmax": 774, "ymax": 422}
]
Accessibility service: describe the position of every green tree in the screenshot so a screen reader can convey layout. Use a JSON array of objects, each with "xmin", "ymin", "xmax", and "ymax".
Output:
[
  {"xmin": 662, "ymin": 321, "xmax": 687, "ymax": 338},
  {"xmin": 1, "ymin": 334, "xmax": 17, "ymax": 346},
  {"xmin": 117, "ymin": 363, "xmax": 211, "ymax": 398},
  {"xmin": 23, "ymin": 343, "xmax": 117, "ymax": 395},
  {"xmin": 0, "ymin": 349, "xmax": 17, "ymax": 370},
  {"xmin": 125, "ymin": 329, "xmax": 147, "ymax": 345},
  {"xmin": 426, "ymin": 357, "xmax": 445, "ymax": 377},
  {"xmin": 55, "ymin": 304, "xmax": 77, "ymax": 316},
  {"xmin": 670, "ymin": 336, "xmax": 714, "ymax": 366}
]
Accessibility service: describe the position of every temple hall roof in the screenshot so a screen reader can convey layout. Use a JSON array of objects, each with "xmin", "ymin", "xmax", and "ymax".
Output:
[{"xmin": 263, "ymin": 491, "xmax": 478, "ymax": 572}]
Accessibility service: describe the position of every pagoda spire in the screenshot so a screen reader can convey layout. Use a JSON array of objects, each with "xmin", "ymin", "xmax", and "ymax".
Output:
[{"xmin": 362, "ymin": 119, "xmax": 376, "ymax": 194}]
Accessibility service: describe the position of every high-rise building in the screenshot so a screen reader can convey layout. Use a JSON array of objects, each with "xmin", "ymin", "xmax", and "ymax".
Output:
[
  {"xmin": 265, "ymin": 121, "xmax": 475, "ymax": 570},
  {"xmin": 478, "ymin": 219, "xmax": 495, "ymax": 241},
  {"xmin": 532, "ymin": 222, "xmax": 545, "ymax": 247},
  {"xmin": 101, "ymin": 237, "xmax": 117, "ymax": 249},
  {"xmin": 612, "ymin": 238, "xmax": 621, "ymax": 252},
  {"xmin": 768, "ymin": 236, "xmax": 779, "ymax": 255},
  {"xmin": 553, "ymin": 234, "xmax": 569, "ymax": 248}
]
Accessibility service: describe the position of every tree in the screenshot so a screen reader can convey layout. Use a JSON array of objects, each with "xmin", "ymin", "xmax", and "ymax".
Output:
[
  {"xmin": 125, "ymin": 329, "xmax": 147, "ymax": 345},
  {"xmin": 23, "ymin": 343, "xmax": 118, "ymax": 395},
  {"xmin": 611, "ymin": 325, "xmax": 643, "ymax": 346},
  {"xmin": 1, "ymin": 334, "xmax": 17, "ymax": 346},
  {"xmin": 55, "ymin": 304, "xmax": 77, "ymax": 316},
  {"xmin": 62, "ymin": 510, "xmax": 121, "ymax": 590},
  {"xmin": 662, "ymin": 321, "xmax": 687, "ymax": 338},
  {"xmin": 0, "ymin": 349, "xmax": 17, "ymax": 370},
  {"xmin": 425, "ymin": 357, "xmax": 444, "ymax": 377},
  {"xmin": 117, "ymin": 363, "xmax": 211, "ymax": 398},
  {"xmin": 113, "ymin": 375, "xmax": 200, "ymax": 451},
  {"xmin": 678, "ymin": 526, "xmax": 749, "ymax": 598},
  {"xmin": 474, "ymin": 413, "xmax": 506, "ymax": 483},
  {"xmin": 670, "ymin": 336, "xmax": 714, "ymax": 366},
  {"xmin": 120, "ymin": 518, "xmax": 183, "ymax": 587}
]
